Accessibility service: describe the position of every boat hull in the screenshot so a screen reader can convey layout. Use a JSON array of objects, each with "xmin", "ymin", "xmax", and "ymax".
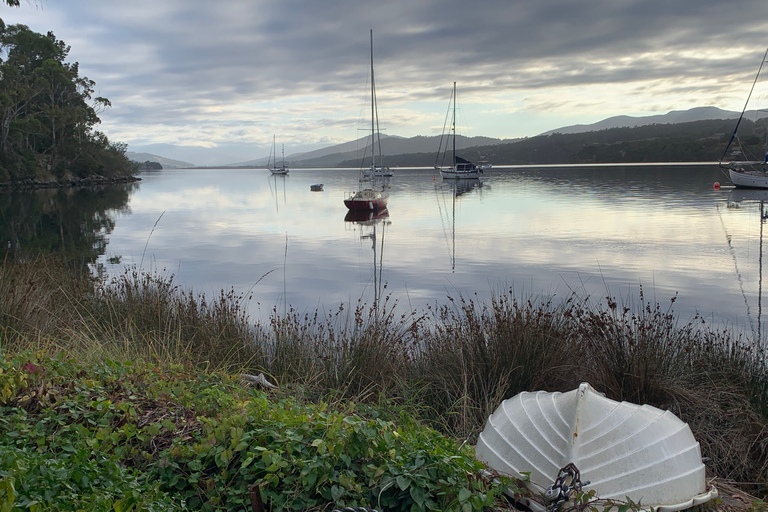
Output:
[
  {"xmin": 362, "ymin": 166, "xmax": 394, "ymax": 178},
  {"xmin": 344, "ymin": 189, "xmax": 389, "ymax": 211},
  {"xmin": 475, "ymin": 383, "xmax": 717, "ymax": 512},
  {"xmin": 344, "ymin": 198, "xmax": 388, "ymax": 211},
  {"xmin": 729, "ymin": 167, "xmax": 768, "ymax": 188},
  {"xmin": 440, "ymin": 169, "xmax": 480, "ymax": 179}
]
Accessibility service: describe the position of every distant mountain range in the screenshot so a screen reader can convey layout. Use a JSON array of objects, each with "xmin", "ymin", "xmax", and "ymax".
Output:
[
  {"xmin": 126, "ymin": 106, "xmax": 745, "ymax": 168},
  {"xmin": 539, "ymin": 106, "xmax": 742, "ymax": 135}
]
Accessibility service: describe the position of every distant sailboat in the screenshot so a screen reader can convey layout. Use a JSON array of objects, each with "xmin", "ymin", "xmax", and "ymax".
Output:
[
  {"xmin": 268, "ymin": 135, "xmax": 289, "ymax": 175},
  {"xmin": 344, "ymin": 29, "xmax": 390, "ymax": 211},
  {"xmin": 435, "ymin": 82, "xmax": 481, "ymax": 179}
]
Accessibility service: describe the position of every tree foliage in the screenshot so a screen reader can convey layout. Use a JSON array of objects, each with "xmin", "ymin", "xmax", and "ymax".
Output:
[{"xmin": 0, "ymin": 23, "xmax": 134, "ymax": 182}]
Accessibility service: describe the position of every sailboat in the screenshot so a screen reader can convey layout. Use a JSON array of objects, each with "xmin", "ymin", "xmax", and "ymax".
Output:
[
  {"xmin": 268, "ymin": 135, "xmax": 289, "ymax": 175},
  {"xmin": 720, "ymin": 47, "xmax": 768, "ymax": 188},
  {"xmin": 435, "ymin": 82, "xmax": 481, "ymax": 179},
  {"xmin": 345, "ymin": 29, "xmax": 390, "ymax": 211}
]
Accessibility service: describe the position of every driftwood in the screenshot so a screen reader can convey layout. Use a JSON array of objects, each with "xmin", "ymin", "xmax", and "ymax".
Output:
[{"xmin": 241, "ymin": 373, "xmax": 277, "ymax": 389}]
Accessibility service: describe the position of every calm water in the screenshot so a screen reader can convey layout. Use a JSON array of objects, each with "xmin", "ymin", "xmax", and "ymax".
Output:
[{"xmin": 21, "ymin": 164, "xmax": 768, "ymax": 336}]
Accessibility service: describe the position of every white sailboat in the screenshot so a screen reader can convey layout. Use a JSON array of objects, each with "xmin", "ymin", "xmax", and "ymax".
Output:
[
  {"xmin": 435, "ymin": 82, "xmax": 481, "ymax": 179},
  {"xmin": 720, "ymin": 47, "xmax": 768, "ymax": 188},
  {"xmin": 267, "ymin": 135, "xmax": 289, "ymax": 175},
  {"xmin": 344, "ymin": 29, "xmax": 390, "ymax": 212}
]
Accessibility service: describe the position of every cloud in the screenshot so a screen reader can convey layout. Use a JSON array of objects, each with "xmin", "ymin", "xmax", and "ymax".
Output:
[{"xmin": 4, "ymin": 0, "xmax": 768, "ymax": 155}]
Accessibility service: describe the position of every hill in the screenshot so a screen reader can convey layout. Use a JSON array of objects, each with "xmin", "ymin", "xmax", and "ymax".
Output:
[
  {"xmin": 130, "ymin": 106, "xmax": 749, "ymax": 168},
  {"xmin": 126, "ymin": 152, "xmax": 194, "ymax": 169},
  {"xmin": 540, "ymin": 106, "xmax": 740, "ymax": 135},
  {"xmin": 335, "ymin": 118, "xmax": 747, "ymax": 167}
]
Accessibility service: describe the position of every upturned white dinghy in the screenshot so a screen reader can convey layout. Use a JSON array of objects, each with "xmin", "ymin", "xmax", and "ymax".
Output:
[{"xmin": 475, "ymin": 383, "xmax": 717, "ymax": 512}]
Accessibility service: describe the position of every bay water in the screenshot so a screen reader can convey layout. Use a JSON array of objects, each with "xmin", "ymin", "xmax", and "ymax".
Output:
[{"xmin": 12, "ymin": 164, "xmax": 764, "ymax": 337}]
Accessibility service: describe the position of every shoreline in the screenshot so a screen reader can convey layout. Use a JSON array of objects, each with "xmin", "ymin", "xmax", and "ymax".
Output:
[{"xmin": 0, "ymin": 174, "xmax": 141, "ymax": 191}]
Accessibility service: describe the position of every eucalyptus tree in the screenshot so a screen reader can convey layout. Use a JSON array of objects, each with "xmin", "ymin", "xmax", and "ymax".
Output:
[{"xmin": 0, "ymin": 23, "xmax": 132, "ymax": 182}]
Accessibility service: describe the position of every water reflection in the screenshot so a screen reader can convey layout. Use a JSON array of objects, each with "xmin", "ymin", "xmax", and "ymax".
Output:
[
  {"xmin": 14, "ymin": 165, "xmax": 768, "ymax": 336},
  {"xmin": 725, "ymin": 188, "xmax": 768, "ymax": 339},
  {"xmin": 434, "ymin": 179, "xmax": 483, "ymax": 272},
  {"xmin": 268, "ymin": 173, "xmax": 287, "ymax": 213},
  {"xmin": 344, "ymin": 208, "xmax": 390, "ymax": 315},
  {"xmin": 0, "ymin": 183, "xmax": 136, "ymax": 270}
]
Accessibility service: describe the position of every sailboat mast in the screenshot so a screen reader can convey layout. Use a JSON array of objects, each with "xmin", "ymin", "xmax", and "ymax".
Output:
[
  {"xmin": 721, "ymin": 47, "xmax": 768, "ymax": 163},
  {"xmin": 452, "ymin": 82, "xmax": 456, "ymax": 167},
  {"xmin": 370, "ymin": 29, "xmax": 376, "ymax": 171}
]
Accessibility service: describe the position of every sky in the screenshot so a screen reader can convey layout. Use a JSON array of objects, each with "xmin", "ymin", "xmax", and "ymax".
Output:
[{"xmin": 3, "ymin": 0, "xmax": 768, "ymax": 163}]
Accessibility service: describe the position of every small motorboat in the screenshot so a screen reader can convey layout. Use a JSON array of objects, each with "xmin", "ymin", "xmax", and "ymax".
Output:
[
  {"xmin": 475, "ymin": 383, "xmax": 717, "ymax": 512},
  {"xmin": 310, "ymin": 183, "xmax": 324, "ymax": 191}
]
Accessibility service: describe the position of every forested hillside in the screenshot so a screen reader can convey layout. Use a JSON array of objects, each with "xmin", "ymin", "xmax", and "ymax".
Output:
[
  {"xmin": 337, "ymin": 118, "xmax": 758, "ymax": 167},
  {"xmin": 0, "ymin": 19, "xmax": 136, "ymax": 184}
]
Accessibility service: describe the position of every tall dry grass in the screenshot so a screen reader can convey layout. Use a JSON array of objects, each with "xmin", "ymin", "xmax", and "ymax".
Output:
[{"xmin": 1, "ymin": 256, "xmax": 767, "ymax": 497}]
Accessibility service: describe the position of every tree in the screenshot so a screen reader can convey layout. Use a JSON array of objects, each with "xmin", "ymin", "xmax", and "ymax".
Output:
[{"xmin": 0, "ymin": 23, "xmax": 133, "ymax": 182}]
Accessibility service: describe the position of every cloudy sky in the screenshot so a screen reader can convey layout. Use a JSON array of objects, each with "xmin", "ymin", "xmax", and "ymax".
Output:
[{"xmin": 3, "ymin": 0, "xmax": 768, "ymax": 161}]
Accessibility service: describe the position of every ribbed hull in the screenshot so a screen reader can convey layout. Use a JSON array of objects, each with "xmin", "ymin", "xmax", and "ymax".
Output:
[{"xmin": 475, "ymin": 383, "xmax": 717, "ymax": 511}]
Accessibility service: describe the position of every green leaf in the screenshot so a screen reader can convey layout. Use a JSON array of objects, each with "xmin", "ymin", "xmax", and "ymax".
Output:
[
  {"xmin": 396, "ymin": 475, "xmax": 411, "ymax": 491},
  {"xmin": 410, "ymin": 485, "xmax": 426, "ymax": 507}
]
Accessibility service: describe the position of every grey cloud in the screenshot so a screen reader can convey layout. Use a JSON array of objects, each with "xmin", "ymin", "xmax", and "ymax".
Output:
[{"xmin": 5, "ymin": 0, "xmax": 768, "ymax": 148}]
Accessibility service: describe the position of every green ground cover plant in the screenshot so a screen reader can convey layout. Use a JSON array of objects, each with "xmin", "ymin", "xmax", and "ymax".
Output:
[
  {"xmin": 0, "ymin": 353, "xmax": 516, "ymax": 512},
  {"xmin": 1, "ymin": 256, "xmax": 767, "ymax": 510}
]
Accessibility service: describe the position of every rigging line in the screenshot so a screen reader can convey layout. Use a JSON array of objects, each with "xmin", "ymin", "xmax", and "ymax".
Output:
[
  {"xmin": 720, "ymin": 47, "xmax": 768, "ymax": 163},
  {"xmin": 435, "ymin": 86, "xmax": 454, "ymax": 168},
  {"xmin": 717, "ymin": 201, "xmax": 756, "ymax": 337}
]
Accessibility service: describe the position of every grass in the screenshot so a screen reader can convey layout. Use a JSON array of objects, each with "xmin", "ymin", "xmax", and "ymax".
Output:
[{"xmin": 1, "ymin": 255, "xmax": 768, "ymax": 509}]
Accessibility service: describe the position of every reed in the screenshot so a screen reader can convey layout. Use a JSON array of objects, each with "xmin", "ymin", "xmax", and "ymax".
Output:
[{"xmin": 1, "ymin": 255, "xmax": 767, "ymax": 497}]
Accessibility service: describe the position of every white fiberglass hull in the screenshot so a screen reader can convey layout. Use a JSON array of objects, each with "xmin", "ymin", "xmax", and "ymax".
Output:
[
  {"xmin": 729, "ymin": 167, "xmax": 768, "ymax": 188},
  {"xmin": 439, "ymin": 168, "xmax": 480, "ymax": 179},
  {"xmin": 475, "ymin": 383, "xmax": 717, "ymax": 512}
]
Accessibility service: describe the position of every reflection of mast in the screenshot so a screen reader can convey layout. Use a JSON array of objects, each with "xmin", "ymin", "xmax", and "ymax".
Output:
[
  {"xmin": 435, "ymin": 179, "xmax": 480, "ymax": 273},
  {"xmin": 760, "ymin": 201, "xmax": 767, "ymax": 341},
  {"xmin": 724, "ymin": 189, "xmax": 768, "ymax": 341},
  {"xmin": 344, "ymin": 209, "xmax": 390, "ymax": 317},
  {"xmin": 268, "ymin": 173, "xmax": 286, "ymax": 213},
  {"xmin": 451, "ymin": 183, "xmax": 456, "ymax": 272}
]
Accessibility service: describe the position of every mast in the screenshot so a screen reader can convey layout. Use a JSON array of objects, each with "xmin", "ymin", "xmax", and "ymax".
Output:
[
  {"xmin": 452, "ymin": 82, "xmax": 456, "ymax": 168},
  {"xmin": 370, "ymin": 28, "xmax": 376, "ymax": 171},
  {"xmin": 721, "ymin": 47, "xmax": 768, "ymax": 163}
]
